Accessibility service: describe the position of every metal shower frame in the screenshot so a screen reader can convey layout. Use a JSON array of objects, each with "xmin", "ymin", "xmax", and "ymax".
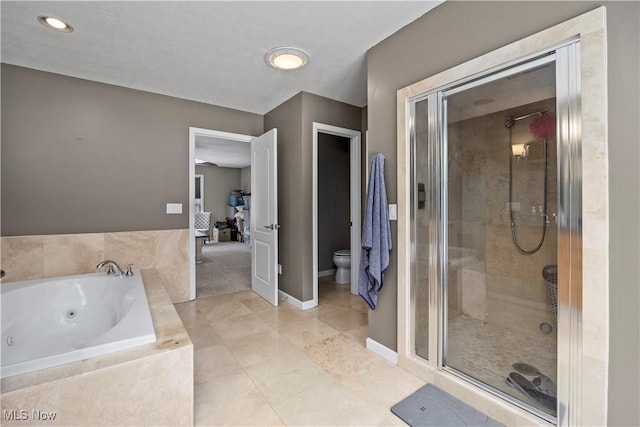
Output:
[{"xmin": 407, "ymin": 41, "xmax": 583, "ymax": 426}]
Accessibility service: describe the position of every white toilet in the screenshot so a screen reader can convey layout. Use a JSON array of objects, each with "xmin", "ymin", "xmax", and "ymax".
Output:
[{"xmin": 332, "ymin": 249, "xmax": 351, "ymax": 284}]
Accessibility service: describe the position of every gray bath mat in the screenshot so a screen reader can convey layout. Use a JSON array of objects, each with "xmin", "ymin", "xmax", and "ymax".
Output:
[{"xmin": 391, "ymin": 384, "xmax": 504, "ymax": 426}]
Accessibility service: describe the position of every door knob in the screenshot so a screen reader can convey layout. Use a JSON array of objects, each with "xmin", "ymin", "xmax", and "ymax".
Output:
[{"xmin": 264, "ymin": 224, "xmax": 281, "ymax": 230}]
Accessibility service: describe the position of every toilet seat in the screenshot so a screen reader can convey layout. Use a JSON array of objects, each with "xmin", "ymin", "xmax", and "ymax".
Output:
[{"xmin": 334, "ymin": 250, "xmax": 350, "ymax": 257}]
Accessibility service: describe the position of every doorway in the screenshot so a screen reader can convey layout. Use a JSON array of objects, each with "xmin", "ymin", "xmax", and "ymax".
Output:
[
  {"xmin": 312, "ymin": 123, "xmax": 361, "ymax": 307},
  {"xmin": 188, "ymin": 127, "xmax": 254, "ymax": 300}
]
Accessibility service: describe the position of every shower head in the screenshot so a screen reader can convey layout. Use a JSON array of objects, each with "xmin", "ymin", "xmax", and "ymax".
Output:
[
  {"xmin": 504, "ymin": 117, "xmax": 516, "ymax": 128},
  {"xmin": 504, "ymin": 109, "xmax": 548, "ymax": 129}
]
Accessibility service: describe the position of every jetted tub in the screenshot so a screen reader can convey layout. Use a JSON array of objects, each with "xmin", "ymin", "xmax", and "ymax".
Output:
[{"xmin": 1, "ymin": 270, "xmax": 156, "ymax": 378}]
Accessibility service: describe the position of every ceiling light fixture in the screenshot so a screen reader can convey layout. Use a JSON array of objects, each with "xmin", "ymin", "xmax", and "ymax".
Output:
[
  {"xmin": 265, "ymin": 47, "xmax": 309, "ymax": 70},
  {"xmin": 38, "ymin": 15, "xmax": 73, "ymax": 33}
]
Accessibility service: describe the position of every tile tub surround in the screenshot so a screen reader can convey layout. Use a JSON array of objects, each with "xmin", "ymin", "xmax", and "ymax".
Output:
[
  {"xmin": 396, "ymin": 8, "xmax": 608, "ymax": 426},
  {"xmin": 1, "ymin": 269, "xmax": 193, "ymax": 426},
  {"xmin": 0, "ymin": 229, "xmax": 190, "ymax": 303}
]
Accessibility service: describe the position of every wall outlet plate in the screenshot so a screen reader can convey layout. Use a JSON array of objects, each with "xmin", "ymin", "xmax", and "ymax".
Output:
[
  {"xmin": 388, "ymin": 204, "xmax": 397, "ymax": 220},
  {"xmin": 166, "ymin": 203, "xmax": 182, "ymax": 214}
]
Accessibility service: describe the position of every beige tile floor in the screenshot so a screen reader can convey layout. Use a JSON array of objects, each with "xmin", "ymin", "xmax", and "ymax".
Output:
[{"xmin": 175, "ymin": 277, "xmax": 425, "ymax": 426}]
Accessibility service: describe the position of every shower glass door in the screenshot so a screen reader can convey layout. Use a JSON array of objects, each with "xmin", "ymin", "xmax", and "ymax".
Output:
[
  {"xmin": 442, "ymin": 58, "xmax": 558, "ymax": 418},
  {"xmin": 408, "ymin": 51, "xmax": 571, "ymax": 421}
]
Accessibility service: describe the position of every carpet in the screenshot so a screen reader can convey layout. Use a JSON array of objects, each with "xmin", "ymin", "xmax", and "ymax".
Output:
[
  {"xmin": 391, "ymin": 384, "xmax": 503, "ymax": 427},
  {"xmin": 196, "ymin": 241, "xmax": 251, "ymax": 297}
]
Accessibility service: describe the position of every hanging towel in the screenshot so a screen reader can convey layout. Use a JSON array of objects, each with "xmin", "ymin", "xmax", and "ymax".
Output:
[{"xmin": 359, "ymin": 153, "xmax": 392, "ymax": 310}]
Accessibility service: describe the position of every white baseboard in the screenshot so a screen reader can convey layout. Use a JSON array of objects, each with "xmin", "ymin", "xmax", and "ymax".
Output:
[
  {"xmin": 366, "ymin": 337, "xmax": 398, "ymax": 364},
  {"xmin": 317, "ymin": 269, "xmax": 336, "ymax": 278},
  {"xmin": 278, "ymin": 290, "xmax": 317, "ymax": 310}
]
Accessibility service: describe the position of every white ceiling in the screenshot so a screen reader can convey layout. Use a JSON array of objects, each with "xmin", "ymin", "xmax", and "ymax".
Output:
[
  {"xmin": 1, "ymin": 1, "xmax": 442, "ymax": 116},
  {"xmin": 195, "ymin": 135, "xmax": 251, "ymax": 168}
]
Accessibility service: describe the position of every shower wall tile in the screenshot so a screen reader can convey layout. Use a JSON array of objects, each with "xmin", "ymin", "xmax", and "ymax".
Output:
[
  {"xmin": 484, "ymin": 223, "xmax": 556, "ymax": 284},
  {"xmin": 447, "ymin": 125, "xmax": 464, "ymax": 225},
  {"xmin": 448, "ymin": 222, "xmax": 463, "ymax": 247},
  {"xmin": 447, "ymin": 268, "xmax": 460, "ymax": 315},
  {"xmin": 0, "ymin": 229, "xmax": 190, "ymax": 303},
  {"xmin": 0, "ymin": 236, "xmax": 44, "ymax": 281},
  {"xmin": 484, "ymin": 173, "xmax": 510, "ymax": 226},
  {"xmin": 451, "ymin": 98, "xmax": 559, "ymax": 337},
  {"xmin": 462, "ymin": 176, "xmax": 485, "ymax": 222},
  {"xmin": 461, "ymin": 222, "xmax": 485, "ymax": 256},
  {"xmin": 459, "ymin": 266, "xmax": 487, "ymax": 321}
]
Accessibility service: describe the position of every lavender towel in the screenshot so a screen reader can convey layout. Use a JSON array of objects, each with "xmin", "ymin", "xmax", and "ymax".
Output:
[{"xmin": 359, "ymin": 153, "xmax": 392, "ymax": 310}]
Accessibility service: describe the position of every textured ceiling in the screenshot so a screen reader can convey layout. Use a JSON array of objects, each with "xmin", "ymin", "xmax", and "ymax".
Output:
[{"xmin": 1, "ymin": 1, "xmax": 441, "ymax": 115}]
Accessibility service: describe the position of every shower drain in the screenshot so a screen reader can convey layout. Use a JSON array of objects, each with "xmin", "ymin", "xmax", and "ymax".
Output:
[{"xmin": 66, "ymin": 309, "xmax": 78, "ymax": 319}]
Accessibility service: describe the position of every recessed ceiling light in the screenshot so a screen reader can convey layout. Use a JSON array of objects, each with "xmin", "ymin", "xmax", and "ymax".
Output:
[
  {"xmin": 265, "ymin": 47, "xmax": 309, "ymax": 70},
  {"xmin": 38, "ymin": 15, "xmax": 73, "ymax": 33}
]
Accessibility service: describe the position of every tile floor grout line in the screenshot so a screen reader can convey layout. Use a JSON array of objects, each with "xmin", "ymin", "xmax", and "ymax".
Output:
[{"xmin": 239, "ymin": 363, "xmax": 285, "ymax": 424}]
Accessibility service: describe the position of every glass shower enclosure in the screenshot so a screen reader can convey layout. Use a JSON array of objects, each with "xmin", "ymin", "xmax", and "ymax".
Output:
[{"xmin": 409, "ymin": 43, "xmax": 582, "ymax": 423}]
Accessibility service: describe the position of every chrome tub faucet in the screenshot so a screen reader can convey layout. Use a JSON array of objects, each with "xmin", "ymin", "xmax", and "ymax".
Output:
[{"xmin": 96, "ymin": 260, "xmax": 133, "ymax": 277}]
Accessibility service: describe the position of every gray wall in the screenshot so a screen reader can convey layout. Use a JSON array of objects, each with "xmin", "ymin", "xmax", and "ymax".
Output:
[
  {"xmin": 195, "ymin": 165, "xmax": 241, "ymax": 222},
  {"xmin": 264, "ymin": 92, "xmax": 362, "ymax": 301},
  {"xmin": 300, "ymin": 92, "xmax": 363, "ymax": 300},
  {"xmin": 1, "ymin": 64, "xmax": 263, "ymax": 236},
  {"xmin": 605, "ymin": 4, "xmax": 640, "ymax": 425},
  {"xmin": 240, "ymin": 166, "xmax": 251, "ymax": 193},
  {"xmin": 361, "ymin": 107, "xmax": 368, "ymax": 214},
  {"xmin": 366, "ymin": 2, "xmax": 639, "ymax": 425},
  {"xmin": 264, "ymin": 93, "xmax": 303, "ymax": 299},
  {"xmin": 318, "ymin": 133, "xmax": 351, "ymax": 272}
]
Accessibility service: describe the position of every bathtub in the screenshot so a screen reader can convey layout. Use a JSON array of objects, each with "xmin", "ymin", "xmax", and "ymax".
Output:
[{"xmin": 1, "ymin": 270, "xmax": 156, "ymax": 378}]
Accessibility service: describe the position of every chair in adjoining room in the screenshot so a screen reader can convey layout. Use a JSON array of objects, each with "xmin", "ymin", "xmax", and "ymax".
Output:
[{"xmin": 195, "ymin": 211, "xmax": 212, "ymax": 242}]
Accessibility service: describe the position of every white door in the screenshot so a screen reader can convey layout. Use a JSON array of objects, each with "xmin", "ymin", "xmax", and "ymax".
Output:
[{"xmin": 251, "ymin": 129, "xmax": 279, "ymax": 306}]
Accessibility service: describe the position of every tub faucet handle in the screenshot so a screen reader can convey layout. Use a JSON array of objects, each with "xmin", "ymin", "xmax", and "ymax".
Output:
[{"xmin": 125, "ymin": 264, "xmax": 135, "ymax": 277}]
